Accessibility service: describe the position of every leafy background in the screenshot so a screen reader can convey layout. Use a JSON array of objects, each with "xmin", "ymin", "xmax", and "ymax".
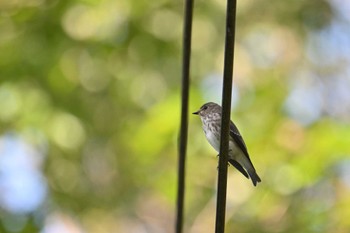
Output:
[{"xmin": 1, "ymin": 0, "xmax": 350, "ymax": 232}]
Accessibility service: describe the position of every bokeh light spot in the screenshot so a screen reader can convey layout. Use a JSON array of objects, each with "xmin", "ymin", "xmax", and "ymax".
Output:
[
  {"xmin": 78, "ymin": 51, "xmax": 110, "ymax": 93},
  {"xmin": 148, "ymin": 9, "xmax": 182, "ymax": 41},
  {"xmin": 284, "ymin": 71, "xmax": 323, "ymax": 125},
  {"xmin": 130, "ymin": 71, "xmax": 167, "ymax": 108},
  {"xmin": 0, "ymin": 84, "xmax": 21, "ymax": 122},
  {"xmin": 41, "ymin": 212, "xmax": 84, "ymax": 233},
  {"xmin": 48, "ymin": 113, "xmax": 85, "ymax": 150},
  {"xmin": 0, "ymin": 134, "xmax": 47, "ymax": 214},
  {"xmin": 62, "ymin": 2, "xmax": 129, "ymax": 41},
  {"xmin": 272, "ymin": 165, "xmax": 304, "ymax": 195}
]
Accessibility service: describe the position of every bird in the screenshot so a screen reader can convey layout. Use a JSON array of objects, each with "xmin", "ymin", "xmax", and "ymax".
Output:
[{"xmin": 193, "ymin": 102, "xmax": 261, "ymax": 186}]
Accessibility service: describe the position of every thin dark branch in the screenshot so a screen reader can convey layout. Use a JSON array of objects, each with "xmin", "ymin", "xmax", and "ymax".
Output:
[
  {"xmin": 215, "ymin": 0, "xmax": 237, "ymax": 232},
  {"xmin": 176, "ymin": 0, "xmax": 194, "ymax": 232}
]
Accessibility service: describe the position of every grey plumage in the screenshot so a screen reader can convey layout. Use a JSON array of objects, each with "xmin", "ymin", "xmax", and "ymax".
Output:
[{"xmin": 193, "ymin": 102, "xmax": 261, "ymax": 186}]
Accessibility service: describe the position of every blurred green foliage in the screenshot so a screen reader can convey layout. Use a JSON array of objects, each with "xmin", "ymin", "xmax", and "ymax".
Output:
[{"xmin": 1, "ymin": 0, "xmax": 350, "ymax": 232}]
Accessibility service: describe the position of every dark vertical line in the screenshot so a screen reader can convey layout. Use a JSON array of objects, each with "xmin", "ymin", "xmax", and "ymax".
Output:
[
  {"xmin": 215, "ymin": 0, "xmax": 237, "ymax": 232},
  {"xmin": 176, "ymin": 0, "xmax": 194, "ymax": 232}
]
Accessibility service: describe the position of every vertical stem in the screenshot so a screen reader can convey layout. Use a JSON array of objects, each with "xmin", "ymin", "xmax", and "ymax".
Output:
[
  {"xmin": 215, "ymin": 0, "xmax": 237, "ymax": 232},
  {"xmin": 176, "ymin": 0, "xmax": 194, "ymax": 232}
]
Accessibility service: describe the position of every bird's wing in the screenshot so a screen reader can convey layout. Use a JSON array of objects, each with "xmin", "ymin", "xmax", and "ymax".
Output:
[
  {"xmin": 228, "ymin": 159, "xmax": 249, "ymax": 178},
  {"xmin": 229, "ymin": 121, "xmax": 250, "ymax": 158}
]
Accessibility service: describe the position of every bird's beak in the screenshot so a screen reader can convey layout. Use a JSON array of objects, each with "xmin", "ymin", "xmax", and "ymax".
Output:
[{"xmin": 192, "ymin": 110, "xmax": 200, "ymax": 115}]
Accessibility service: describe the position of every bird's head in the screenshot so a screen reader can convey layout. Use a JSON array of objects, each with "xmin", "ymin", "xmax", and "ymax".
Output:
[{"xmin": 192, "ymin": 102, "xmax": 221, "ymax": 117}]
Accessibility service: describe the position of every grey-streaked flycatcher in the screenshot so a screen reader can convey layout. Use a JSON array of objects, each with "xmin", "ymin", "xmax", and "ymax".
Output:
[{"xmin": 193, "ymin": 102, "xmax": 261, "ymax": 186}]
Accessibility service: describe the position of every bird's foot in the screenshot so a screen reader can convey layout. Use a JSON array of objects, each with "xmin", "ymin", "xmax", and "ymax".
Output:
[{"xmin": 216, "ymin": 162, "xmax": 230, "ymax": 170}]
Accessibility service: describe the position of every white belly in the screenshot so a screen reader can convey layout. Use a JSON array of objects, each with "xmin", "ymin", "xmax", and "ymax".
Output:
[
  {"xmin": 204, "ymin": 129, "xmax": 220, "ymax": 152},
  {"xmin": 204, "ymin": 128, "xmax": 242, "ymax": 161}
]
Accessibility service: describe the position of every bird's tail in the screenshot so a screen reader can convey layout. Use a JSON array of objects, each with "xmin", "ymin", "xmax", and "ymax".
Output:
[
  {"xmin": 238, "ymin": 155, "xmax": 261, "ymax": 186},
  {"xmin": 247, "ymin": 169, "xmax": 261, "ymax": 186}
]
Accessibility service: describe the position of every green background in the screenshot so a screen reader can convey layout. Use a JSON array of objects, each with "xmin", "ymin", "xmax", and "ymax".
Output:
[{"xmin": 1, "ymin": 0, "xmax": 350, "ymax": 232}]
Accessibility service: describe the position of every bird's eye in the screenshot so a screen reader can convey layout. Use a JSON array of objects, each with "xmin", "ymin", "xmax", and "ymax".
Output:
[{"xmin": 203, "ymin": 106, "xmax": 208, "ymax": 110}]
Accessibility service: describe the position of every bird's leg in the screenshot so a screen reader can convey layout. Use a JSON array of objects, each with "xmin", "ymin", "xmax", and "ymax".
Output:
[
  {"xmin": 217, "ymin": 149, "xmax": 232, "ymax": 156},
  {"xmin": 216, "ymin": 154, "xmax": 230, "ymax": 170}
]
